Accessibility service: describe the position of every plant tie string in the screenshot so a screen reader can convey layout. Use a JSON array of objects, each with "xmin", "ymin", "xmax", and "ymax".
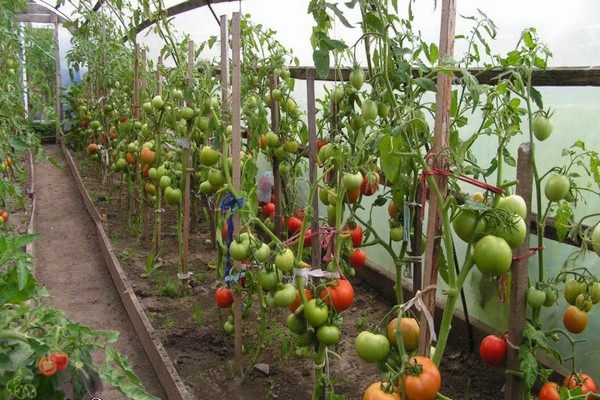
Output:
[
  {"xmin": 177, "ymin": 271, "xmax": 194, "ymax": 280},
  {"xmin": 498, "ymin": 273, "xmax": 508, "ymax": 303},
  {"xmin": 220, "ymin": 192, "xmax": 244, "ymax": 286},
  {"xmin": 512, "ymin": 246, "xmax": 544, "ymax": 262},
  {"xmin": 401, "ymin": 285, "xmax": 438, "ymax": 343},
  {"xmin": 293, "ymin": 268, "xmax": 340, "ymax": 287},
  {"xmin": 419, "ymin": 153, "xmax": 504, "ymax": 221},
  {"xmin": 505, "ymin": 335, "xmax": 520, "ymax": 350}
]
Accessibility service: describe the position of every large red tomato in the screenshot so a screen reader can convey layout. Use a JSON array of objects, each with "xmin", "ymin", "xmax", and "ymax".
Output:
[{"xmin": 399, "ymin": 356, "xmax": 441, "ymax": 400}]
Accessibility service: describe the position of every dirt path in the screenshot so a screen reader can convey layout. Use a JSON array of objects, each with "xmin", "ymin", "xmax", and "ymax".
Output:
[{"xmin": 33, "ymin": 144, "xmax": 165, "ymax": 399}]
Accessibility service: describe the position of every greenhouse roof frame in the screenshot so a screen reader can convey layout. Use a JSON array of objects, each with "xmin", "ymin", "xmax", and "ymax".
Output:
[{"xmin": 16, "ymin": 1, "xmax": 76, "ymax": 33}]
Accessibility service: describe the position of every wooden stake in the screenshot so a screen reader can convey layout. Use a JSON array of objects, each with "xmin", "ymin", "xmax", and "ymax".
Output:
[
  {"xmin": 306, "ymin": 69, "xmax": 320, "ymax": 269},
  {"xmin": 504, "ymin": 142, "xmax": 533, "ymax": 399},
  {"xmin": 141, "ymin": 49, "xmax": 147, "ymax": 94},
  {"xmin": 418, "ymin": 0, "xmax": 456, "ymax": 357},
  {"xmin": 133, "ymin": 44, "xmax": 140, "ymax": 120},
  {"xmin": 269, "ymin": 75, "xmax": 283, "ymax": 237},
  {"xmin": 53, "ymin": 15, "xmax": 62, "ymax": 143},
  {"xmin": 157, "ymin": 56, "xmax": 163, "ymax": 96},
  {"xmin": 181, "ymin": 40, "xmax": 194, "ymax": 293},
  {"xmin": 231, "ymin": 12, "xmax": 244, "ymax": 377}
]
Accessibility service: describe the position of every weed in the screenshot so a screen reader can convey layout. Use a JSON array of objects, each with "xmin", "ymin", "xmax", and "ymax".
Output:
[
  {"xmin": 119, "ymin": 248, "xmax": 134, "ymax": 265},
  {"xmin": 355, "ymin": 312, "xmax": 371, "ymax": 331},
  {"xmin": 147, "ymin": 311, "xmax": 157, "ymax": 324},
  {"xmin": 158, "ymin": 273, "xmax": 181, "ymax": 298},
  {"xmin": 161, "ymin": 315, "xmax": 175, "ymax": 330},
  {"xmin": 191, "ymin": 303, "xmax": 203, "ymax": 325},
  {"xmin": 110, "ymin": 232, "xmax": 121, "ymax": 245}
]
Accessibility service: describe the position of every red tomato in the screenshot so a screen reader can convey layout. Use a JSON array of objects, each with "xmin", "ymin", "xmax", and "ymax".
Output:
[
  {"xmin": 563, "ymin": 373, "xmax": 598, "ymax": 394},
  {"xmin": 215, "ymin": 287, "xmax": 234, "ymax": 308},
  {"xmin": 346, "ymin": 187, "xmax": 361, "ymax": 203},
  {"xmin": 303, "ymin": 228, "xmax": 314, "ymax": 247},
  {"xmin": 479, "ymin": 335, "xmax": 507, "ymax": 367},
  {"xmin": 316, "ymin": 139, "xmax": 328, "ymax": 151},
  {"xmin": 39, "ymin": 357, "xmax": 57, "ymax": 377},
  {"xmin": 349, "ymin": 248, "xmax": 366, "ymax": 268},
  {"xmin": 141, "ymin": 166, "xmax": 149, "ymax": 179},
  {"xmin": 1, "ymin": 212, "xmax": 8, "ymax": 223},
  {"xmin": 361, "ymin": 172, "xmax": 380, "ymax": 196},
  {"xmin": 345, "ymin": 224, "xmax": 363, "ymax": 248},
  {"xmin": 400, "ymin": 356, "xmax": 441, "ymax": 400},
  {"xmin": 287, "ymin": 216, "xmax": 303, "ymax": 234},
  {"xmin": 320, "ymin": 279, "xmax": 354, "ymax": 312},
  {"xmin": 50, "ymin": 351, "xmax": 69, "ymax": 371},
  {"xmin": 538, "ymin": 382, "xmax": 560, "ymax": 400},
  {"xmin": 289, "ymin": 288, "xmax": 313, "ymax": 314},
  {"xmin": 263, "ymin": 202, "xmax": 276, "ymax": 217}
]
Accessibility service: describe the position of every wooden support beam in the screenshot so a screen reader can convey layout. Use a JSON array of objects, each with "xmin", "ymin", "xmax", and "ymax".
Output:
[
  {"xmin": 231, "ymin": 11, "xmax": 244, "ymax": 377},
  {"xmin": 418, "ymin": 0, "xmax": 456, "ymax": 357},
  {"xmin": 306, "ymin": 68, "xmax": 320, "ymax": 269},
  {"xmin": 287, "ymin": 65, "xmax": 600, "ymax": 87},
  {"xmin": 504, "ymin": 143, "xmax": 534, "ymax": 399},
  {"xmin": 53, "ymin": 15, "xmax": 62, "ymax": 143}
]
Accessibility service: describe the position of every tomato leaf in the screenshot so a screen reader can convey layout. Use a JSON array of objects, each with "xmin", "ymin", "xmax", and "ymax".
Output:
[
  {"xmin": 555, "ymin": 202, "xmax": 573, "ymax": 243},
  {"xmin": 324, "ymin": 2, "xmax": 354, "ymax": 28},
  {"xmin": 518, "ymin": 346, "xmax": 538, "ymax": 391},
  {"xmin": 313, "ymin": 48, "xmax": 330, "ymax": 79},
  {"xmin": 378, "ymin": 133, "xmax": 402, "ymax": 182},
  {"xmin": 414, "ymin": 77, "xmax": 437, "ymax": 93}
]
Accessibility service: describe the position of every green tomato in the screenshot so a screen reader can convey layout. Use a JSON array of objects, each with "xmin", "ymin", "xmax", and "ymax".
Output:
[
  {"xmin": 493, "ymin": 214, "xmax": 527, "ymax": 249},
  {"xmin": 544, "ymin": 174, "xmax": 570, "ymax": 202},
  {"xmin": 349, "ymin": 68, "xmax": 364, "ymax": 90},
  {"xmin": 377, "ymin": 102, "xmax": 390, "ymax": 119},
  {"xmin": 272, "ymin": 88, "xmax": 283, "ymax": 102},
  {"xmin": 257, "ymin": 269, "xmax": 279, "ymax": 291},
  {"xmin": 361, "ymin": 99, "xmax": 378, "ymax": 122},
  {"xmin": 342, "ymin": 171, "xmax": 363, "ymax": 191},
  {"xmin": 527, "ymin": 287, "xmax": 546, "ymax": 309},
  {"xmin": 497, "ymin": 195, "xmax": 527, "ymax": 220},
  {"xmin": 180, "ymin": 106, "xmax": 195, "ymax": 121},
  {"xmin": 317, "ymin": 324, "xmax": 341, "ymax": 346},
  {"xmin": 151, "ymin": 95, "xmax": 164, "ymax": 110},
  {"xmin": 589, "ymin": 282, "xmax": 600, "ymax": 304},
  {"xmin": 275, "ymin": 248, "xmax": 295, "ymax": 272},
  {"xmin": 164, "ymin": 186, "xmax": 182, "ymax": 205},
  {"xmin": 543, "ymin": 285, "xmax": 558, "ymax": 307},
  {"xmin": 266, "ymin": 131, "xmax": 279, "ymax": 147},
  {"xmin": 532, "ymin": 116, "xmax": 553, "ymax": 141},
  {"xmin": 274, "ymin": 283, "xmax": 296, "ymax": 308},
  {"xmin": 564, "ymin": 279, "xmax": 585, "ymax": 305},
  {"xmin": 159, "ymin": 175, "xmax": 172, "ymax": 189},
  {"xmin": 304, "ymin": 299, "xmax": 329, "ymax": 328},
  {"xmin": 285, "ymin": 98, "xmax": 297, "ymax": 113},
  {"xmin": 199, "ymin": 180, "xmax": 214, "ymax": 194},
  {"xmin": 254, "ymin": 243, "xmax": 271, "ymax": 263},
  {"xmin": 355, "ymin": 331, "xmax": 390, "ymax": 363},
  {"xmin": 332, "ymin": 86, "xmax": 344, "ymax": 103},
  {"xmin": 287, "ymin": 313, "xmax": 307, "ymax": 335},
  {"xmin": 576, "ymin": 293, "xmax": 593, "ymax": 312},
  {"xmin": 453, "ymin": 209, "xmax": 487, "ymax": 243},
  {"xmin": 223, "ymin": 320, "xmax": 234, "ymax": 335},
  {"xmin": 229, "ymin": 240, "xmax": 250, "ymax": 261},
  {"xmin": 591, "ymin": 224, "xmax": 600, "ymax": 257},
  {"xmin": 473, "ymin": 235, "xmax": 512, "ymax": 276},
  {"xmin": 200, "ymin": 146, "xmax": 220, "ymax": 166},
  {"xmin": 207, "ymin": 168, "xmax": 226, "ymax": 188},
  {"xmin": 390, "ymin": 226, "xmax": 404, "ymax": 242},
  {"xmin": 319, "ymin": 189, "xmax": 330, "ymax": 205}
]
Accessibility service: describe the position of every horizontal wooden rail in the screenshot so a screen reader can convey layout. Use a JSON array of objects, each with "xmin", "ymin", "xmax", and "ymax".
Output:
[{"xmin": 287, "ymin": 65, "xmax": 600, "ymax": 86}]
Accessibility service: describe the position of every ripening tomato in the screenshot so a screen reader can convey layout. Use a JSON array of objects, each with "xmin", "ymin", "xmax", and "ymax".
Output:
[
  {"xmin": 362, "ymin": 381, "xmax": 400, "ymax": 400},
  {"xmin": 479, "ymin": 335, "xmax": 507, "ymax": 367},
  {"xmin": 263, "ymin": 202, "xmax": 276, "ymax": 218},
  {"xmin": 388, "ymin": 201, "xmax": 399, "ymax": 218},
  {"xmin": 287, "ymin": 216, "xmax": 303, "ymax": 234},
  {"xmin": 346, "ymin": 224, "xmax": 363, "ymax": 247},
  {"xmin": 563, "ymin": 373, "xmax": 597, "ymax": 395},
  {"xmin": 39, "ymin": 357, "xmax": 57, "ymax": 377},
  {"xmin": 215, "ymin": 287, "xmax": 234, "ymax": 308},
  {"xmin": 563, "ymin": 305, "xmax": 588, "ymax": 334},
  {"xmin": 289, "ymin": 288, "xmax": 313, "ymax": 314},
  {"xmin": 361, "ymin": 172, "xmax": 380, "ymax": 196},
  {"xmin": 50, "ymin": 351, "xmax": 69, "ymax": 371},
  {"xmin": 349, "ymin": 248, "xmax": 366, "ymax": 268},
  {"xmin": 320, "ymin": 279, "xmax": 354, "ymax": 313},
  {"xmin": 399, "ymin": 356, "xmax": 441, "ymax": 400},
  {"xmin": 387, "ymin": 317, "xmax": 419, "ymax": 351},
  {"xmin": 538, "ymin": 382, "xmax": 560, "ymax": 400}
]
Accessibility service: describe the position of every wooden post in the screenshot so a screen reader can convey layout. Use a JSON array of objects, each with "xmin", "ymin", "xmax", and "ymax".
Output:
[
  {"xmin": 269, "ymin": 75, "xmax": 283, "ymax": 237},
  {"xmin": 53, "ymin": 15, "xmax": 62, "ymax": 143},
  {"xmin": 231, "ymin": 12, "xmax": 244, "ymax": 376},
  {"xmin": 504, "ymin": 143, "xmax": 533, "ymax": 399},
  {"xmin": 412, "ymin": 186, "xmax": 423, "ymax": 296},
  {"xmin": 418, "ymin": 0, "xmax": 456, "ymax": 357},
  {"xmin": 132, "ymin": 44, "xmax": 140, "ymax": 120},
  {"xmin": 306, "ymin": 69, "xmax": 320, "ymax": 269},
  {"xmin": 157, "ymin": 56, "xmax": 163, "ymax": 96},
  {"xmin": 181, "ymin": 40, "xmax": 194, "ymax": 293},
  {"xmin": 141, "ymin": 49, "xmax": 147, "ymax": 94},
  {"xmin": 220, "ymin": 15, "xmax": 229, "ymax": 120}
]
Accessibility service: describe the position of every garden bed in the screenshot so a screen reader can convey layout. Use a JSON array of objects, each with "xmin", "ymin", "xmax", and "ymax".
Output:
[{"xmin": 66, "ymin": 145, "xmax": 506, "ymax": 399}]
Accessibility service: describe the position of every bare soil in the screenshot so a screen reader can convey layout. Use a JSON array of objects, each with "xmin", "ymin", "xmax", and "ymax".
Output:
[
  {"xmin": 33, "ymin": 144, "xmax": 165, "ymax": 399},
  {"xmin": 47, "ymin": 143, "xmax": 506, "ymax": 400}
]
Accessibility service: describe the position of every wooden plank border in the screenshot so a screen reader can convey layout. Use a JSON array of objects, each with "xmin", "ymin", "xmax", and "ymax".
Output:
[{"xmin": 61, "ymin": 143, "xmax": 193, "ymax": 400}]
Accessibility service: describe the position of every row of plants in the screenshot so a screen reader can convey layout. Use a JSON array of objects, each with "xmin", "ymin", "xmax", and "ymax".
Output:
[
  {"xmin": 1, "ymin": 1, "xmax": 161, "ymax": 398},
  {"xmin": 58, "ymin": 0, "xmax": 600, "ymax": 399}
]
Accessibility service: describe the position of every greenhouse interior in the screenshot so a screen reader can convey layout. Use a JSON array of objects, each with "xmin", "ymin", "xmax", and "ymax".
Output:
[{"xmin": 2, "ymin": 0, "xmax": 600, "ymax": 399}]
